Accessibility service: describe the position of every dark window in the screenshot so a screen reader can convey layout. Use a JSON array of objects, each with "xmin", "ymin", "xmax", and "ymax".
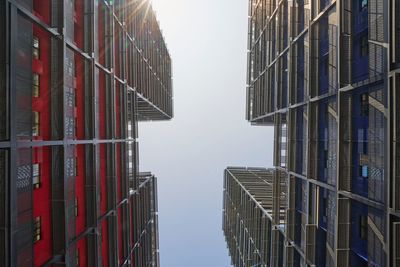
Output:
[
  {"xmin": 359, "ymin": 215, "xmax": 368, "ymax": 240},
  {"xmin": 74, "ymin": 157, "xmax": 78, "ymax": 176},
  {"xmin": 325, "ymin": 57, "xmax": 329, "ymax": 75},
  {"xmin": 33, "ymin": 216, "xmax": 41, "ymax": 243},
  {"xmin": 75, "ymin": 198, "xmax": 78, "ymax": 217},
  {"xmin": 360, "ymin": 93, "xmax": 369, "ymax": 116},
  {"xmin": 361, "ymin": 35, "xmax": 368, "ymax": 57}
]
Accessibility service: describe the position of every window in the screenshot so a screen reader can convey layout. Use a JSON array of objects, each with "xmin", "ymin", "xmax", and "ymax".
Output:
[
  {"xmin": 32, "ymin": 111, "xmax": 40, "ymax": 136},
  {"xmin": 324, "ymin": 57, "xmax": 329, "ymax": 76},
  {"xmin": 75, "ymin": 197, "xmax": 78, "ymax": 217},
  {"xmin": 75, "ymin": 157, "xmax": 78, "ymax": 176},
  {"xmin": 33, "ymin": 73, "xmax": 40, "ymax": 97},
  {"xmin": 360, "ymin": 35, "xmax": 368, "ymax": 57},
  {"xmin": 360, "ymin": 0, "xmax": 368, "ymax": 10},
  {"xmin": 32, "ymin": 36, "xmax": 40, "ymax": 59},
  {"xmin": 33, "ymin": 216, "xmax": 41, "ymax": 243},
  {"xmin": 359, "ymin": 165, "xmax": 369, "ymax": 178},
  {"xmin": 32, "ymin": 163, "xmax": 40, "ymax": 189},
  {"xmin": 359, "ymin": 215, "xmax": 368, "ymax": 240},
  {"xmin": 360, "ymin": 93, "xmax": 369, "ymax": 116}
]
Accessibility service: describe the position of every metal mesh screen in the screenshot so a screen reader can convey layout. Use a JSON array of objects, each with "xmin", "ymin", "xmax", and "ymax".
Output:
[
  {"xmin": 16, "ymin": 15, "xmax": 33, "ymax": 140},
  {"xmin": 0, "ymin": 150, "xmax": 7, "ymax": 264},
  {"xmin": 339, "ymin": 93, "xmax": 352, "ymax": 191},
  {"xmin": 15, "ymin": 148, "xmax": 33, "ymax": 266},
  {"xmin": 0, "ymin": 1, "xmax": 6, "ymax": 141}
]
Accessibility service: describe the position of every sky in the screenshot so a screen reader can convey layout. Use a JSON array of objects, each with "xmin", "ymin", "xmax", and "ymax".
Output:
[{"xmin": 139, "ymin": 0, "xmax": 274, "ymax": 266}]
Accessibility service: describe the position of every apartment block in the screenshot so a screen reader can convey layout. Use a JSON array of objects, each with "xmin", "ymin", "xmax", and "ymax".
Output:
[
  {"xmin": 223, "ymin": 0, "xmax": 400, "ymax": 266},
  {"xmin": 0, "ymin": 0, "xmax": 172, "ymax": 266},
  {"xmin": 222, "ymin": 167, "xmax": 286, "ymax": 267}
]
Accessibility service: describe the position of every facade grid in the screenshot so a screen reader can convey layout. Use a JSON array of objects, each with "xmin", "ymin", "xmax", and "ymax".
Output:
[
  {"xmin": 0, "ymin": 0, "xmax": 172, "ymax": 266},
  {"xmin": 222, "ymin": 168, "xmax": 286, "ymax": 267},
  {"xmin": 224, "ymin": 0, "xmax": 400, "ymax": 266}
]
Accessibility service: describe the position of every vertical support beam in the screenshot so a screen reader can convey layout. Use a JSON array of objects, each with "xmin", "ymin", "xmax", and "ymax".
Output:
[{"xmin": 5, "ymin": 3, "xmax": 18, "ymax": 266}]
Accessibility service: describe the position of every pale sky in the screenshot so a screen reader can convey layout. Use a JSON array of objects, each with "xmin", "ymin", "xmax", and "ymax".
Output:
[{"xmin": 139, "ymin": 0, "xmax": 274, "ymax": 266}]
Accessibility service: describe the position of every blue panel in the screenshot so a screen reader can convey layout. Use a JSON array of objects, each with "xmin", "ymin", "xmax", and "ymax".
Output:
[
  {"xmin": 351, "ymin": 87, "xmax": 369, "ymax": 198},
  {"xmin": 319, "ymin": 188, "xmax": 328, "ymax": 230},
  {"xmin": 296, "ymin": 39, "xmax": 305, "ymax": 102},
  {"xmin": 315, "ymin": 227, "xmax": 327, "ymax": 267},
  {"xmin": 350, "ymin": 200, "xmax": 368, "ymax": 263},
  {"xmin": 352, "ymin": 0, "xmax": 369, "ymax": 83},
  {"xmin": 296, "ymin": 108, "xmax": 304, "ymax": 174}
]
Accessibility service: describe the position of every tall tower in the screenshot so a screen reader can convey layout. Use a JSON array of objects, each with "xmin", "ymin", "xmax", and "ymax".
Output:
[
  {"xmin": 0, "ymin": 0, "xmax": 172, "ymax": 266},
  {"xmin": 223, "ymin": 0, "xmax": 400, "ymax": 266}
]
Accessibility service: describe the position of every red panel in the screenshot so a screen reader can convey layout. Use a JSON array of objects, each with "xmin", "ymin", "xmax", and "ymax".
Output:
[
  {"xmin": 118, "ymin": 207, "xmax": 124, "ymax": 265},
  {"xmin": 74, "ymin": 0, "xmax": 84, "ymax": 49},
  {"xmin": 115, "ymin": 84, "xmax": 121, "ymax": 139},
  {"xmin": 129, "ymin": 195, "xmax": 135, "ymax": 246},
  {"xmin": 114, "ymin": 25, "xmax": 120, "ymax": 78},
  {"xmin": 101, "ymin": 219, "xmax": 109, "ymax": 267},
  {"xmin": 33, "ymin": 147, "xmax": 52, "ymax": 267},
  {"xmin": 99, "ymin": 71, "xmax": 106, "ymax": 140},
  {"xmin": 33, "ymin": 0, "xmax": 51, "ymax": 25},
  {"xmin": 77, "ymin": 237, "xmax": 88, "ymax": 267},
  {"xmin": 98, "ymin": 3, "xmax": 105, "ymax": 66},
  {"xmin": 75, "ymin": 145, "xmax": 86, "ymax": 234},
  {"xmin": 116, "ymin": 143, "xmax": 122, "ymax": 202},
  {"xmin": 100, "ymin": 144, "xmax": 107, "ymax": 215}
]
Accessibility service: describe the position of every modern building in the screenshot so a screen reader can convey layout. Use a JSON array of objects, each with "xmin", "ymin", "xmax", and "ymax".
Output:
[
  {"xmin": 222, "ymin": 167, "xmax": 286, "ymax": 267},
  {"xmin": 0, "ymin": 0, "xmax": 172, "ymax": 266},
  {"xmin": 130, "ymin": 173, "xmax": 160, "ymax": 267},
  {"xmin": 223, "ymin": 0, "xmax": 400, "ymax": 266}
]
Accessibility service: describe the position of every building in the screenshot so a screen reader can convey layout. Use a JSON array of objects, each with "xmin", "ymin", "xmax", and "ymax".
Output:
[
  {"xmin": 222, "ymin": 167, "xmax": 286, "ymax": 267},
  {"xmin": 0, "ymin": 0, "xmax": 172, "ymax": 266},
  {"xmin": 130, "ymin": 173, "xmax": 160, "ymax": 267},
  {"xmin": 223, "ymin": 0, "xmax": 400, "ymax": 266}
]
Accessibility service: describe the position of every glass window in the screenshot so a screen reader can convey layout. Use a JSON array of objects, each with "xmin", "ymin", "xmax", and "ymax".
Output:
[
  {"xmin": 32, "ymin": 163, "xmax": 40, "ymax": 189},
  {"xmin": 360, "ymin": 93, "xmax": 369, "ymax": 116},
  {"xmin": 75, "ymin": 198, "xmax": 78, "ymax": 217},
  {"xmin": 76, "ymin": 249, "xmax": 79, "ymax": 266},
  {"xmin": 32, "ymin": 111, "xmax": 40, "ymax": 137},
  {"xmin": 359, "ymin": 165, "xmax": 369, "ymax": 178},
  {"xmin": 359, "ymin": 215, "xmax": 368, "ymax": 240},
  {"xmin": 32, "ymin": 73, "xmax": 40, "ymax": 97},
  {"xmin": 360, "ymin": 0, "xmax": 368, "ymax": 10},
  {"xmin": 361, "ymin": 35, "xmax": 368, "ymax": 57},
  {"xmin": 33, "ymin": 216, "xmax": 41, "ymax": 243},
  {"xmin": 32, "ymin": 36, "xmax": 40, "ymax": 59},
  {"xmin": 75, "ymin": 157, "xmax": 78, "ymax": 176}
]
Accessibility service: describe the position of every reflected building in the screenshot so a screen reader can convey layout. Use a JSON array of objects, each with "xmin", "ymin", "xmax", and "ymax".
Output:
[{"xmin": 0, "ymin": 0, "xmax": 172, "ymax": 266}]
